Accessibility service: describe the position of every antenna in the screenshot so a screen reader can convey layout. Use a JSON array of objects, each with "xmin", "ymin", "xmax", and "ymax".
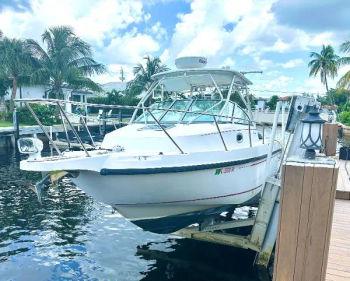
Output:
[
  {"xmin": 240, "ymin": 71, "xmax": 263, "ymax": 75},
  {"xmin": 119, "ymin": 67, "xmax": 125, "ymax": 82}
]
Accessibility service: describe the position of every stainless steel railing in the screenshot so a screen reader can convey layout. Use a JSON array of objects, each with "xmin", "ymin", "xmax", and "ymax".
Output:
[{"xmin": 15, "ymin": 98, "xmax": 257, "ymax": 156}]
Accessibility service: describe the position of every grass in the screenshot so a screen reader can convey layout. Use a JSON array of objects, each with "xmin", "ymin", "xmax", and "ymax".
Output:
[{"xmin": 0, "ymin": 120, "xmax": 13, "ymax": 127}]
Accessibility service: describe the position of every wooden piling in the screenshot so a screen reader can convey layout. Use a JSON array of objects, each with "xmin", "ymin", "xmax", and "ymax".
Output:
[
  {"xmin": 322, "ymin": 123, "xmax": 338, "ymax": 156},
  {"xmin": 273, "ymin": 160, "xmax": 338, "ymax": 281}
]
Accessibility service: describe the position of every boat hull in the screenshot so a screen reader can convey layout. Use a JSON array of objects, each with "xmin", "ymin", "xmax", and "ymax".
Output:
[{"xmin": 71, "ymin": 151, "xmax": 280, "ymax": 234}]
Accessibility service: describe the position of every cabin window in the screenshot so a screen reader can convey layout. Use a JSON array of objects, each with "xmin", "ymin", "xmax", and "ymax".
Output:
[
  {"xmin": 233, "ymin": 106, "xmax": 249, "ymax": 124},
  {"xmin": 182, "ymin": 100, "xmax": 224, "ymax": 122},
  {"xmin": 136, "ymin": 101, "xmax": 172, "ymax": 122},
  {"xmin": 135, "ymin": 99, "xmax": 250, "ymax": 125},
  {"xmin": 160, "ymin": 100, "xmax": 192, "ymax": 122}
]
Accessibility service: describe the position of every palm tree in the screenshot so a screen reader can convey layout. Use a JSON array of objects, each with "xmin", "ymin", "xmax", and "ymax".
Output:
[
  {"xmin": 338, "ymin": 40, "xmax": 350, "ymax": 89},
  {"xmin": 129, "ymin": 56, "xmax": 168, "ymax": 94},
  {"xmin": 0, "ymin": 37, "xmax": 37, "ymax": 110},
  {"xmin": 308, "ymin": 45, "xmax": 340, "ymax": 92},
  {"xmin": 26, "ymin": 26, "xmax": 106, "ymax": 98}
]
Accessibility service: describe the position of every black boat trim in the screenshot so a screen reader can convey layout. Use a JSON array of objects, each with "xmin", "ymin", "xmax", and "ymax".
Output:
[{"xmin": 100, "ymin": 149, "xmax": 281, "ymax": 175}]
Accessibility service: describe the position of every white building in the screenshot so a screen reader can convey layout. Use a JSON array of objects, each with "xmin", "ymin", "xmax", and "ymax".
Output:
[
  {"xmin": 2, "ymin": 81, "xmax": 128, "ymax": 114},
  {"xmin": 5, "ymin": 85, "xmax": 97, "ymax": 113},
  {"xmin": 256, "ymin": 98, "xmax": 267, "ymax": 111}
]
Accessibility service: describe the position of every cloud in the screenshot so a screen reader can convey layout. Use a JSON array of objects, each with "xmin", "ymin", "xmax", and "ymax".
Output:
[
  {"xmin": 272, "ymin": 0, "xmax": 350, "ymax": 32},
  {"xmin": 0, "ymin": 0, "xmax": 31, "ymax": 12},
  {"xmin": 93, "ymin": 64, "xmax": 134, "ymax": 84},
  {"xmin": 0, "ymin": 0, "xmax": 145, "ymax": 44},
  {"xmin": 281, "ymin": 59, "xmax": 304, "ymax": 69},
  {"xmin": 0, "ymin": 0, "xmax": 348, "ymax": 91},
  {"xmin": 102, "ymin": 32, "xmax": 160, "ymax": 65},
  {"xmin": 148, "ymin": 21, "xmax": 167, "ymax": 41},
  {"xmin": 163, "ymin": 0, "xmax": 345, "ymax": 71},
  {"xmin": 0, "ymin": 0, "xmax": 163, "ymax": 83}
]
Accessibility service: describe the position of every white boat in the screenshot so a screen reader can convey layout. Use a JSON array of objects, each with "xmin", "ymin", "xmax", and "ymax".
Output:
[{"xmin": 18, "ymin": 57, "xmax": 282, "ymax": 234}]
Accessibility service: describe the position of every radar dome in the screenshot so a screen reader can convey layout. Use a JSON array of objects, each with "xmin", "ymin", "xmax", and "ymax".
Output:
[{"xmin": 175, "ymin": 56, "xmax": 207, "ymax": 69}]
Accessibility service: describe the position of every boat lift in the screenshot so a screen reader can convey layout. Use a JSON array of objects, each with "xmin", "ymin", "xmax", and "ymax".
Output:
[{"xmin": 171, "ymin": 96, "xmax": 318, "ymax": 270}]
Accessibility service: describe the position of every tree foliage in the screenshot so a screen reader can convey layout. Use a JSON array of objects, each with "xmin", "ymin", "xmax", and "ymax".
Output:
[
  {"xmin": 308, "ymin": 45, "xmax": 340, "ymax": 93},
  {"xmin": 26, "ymin": 26, "xmax": 106, "ymax": 98},
  {"xmin": 0, "ymin": 37, "xmax": 37, "ymax": 109},
  {"xmin": 0, "ymin": 76, "xmax": 11, "ymax": 98},
  {"xmin": 87, "ymin": 90, "xmax": 140, "ymax": 114},
  {"xmin": 317, "ymin": 88, "xmax": 350, "ymax": 109},
  {"xmin": 88, "ymin": 90, "xmax": 139, "ymax": 105},
  {"xmin": 266, "ymin": 95, "xmax": 279, "ymax": 110},
  {"xmin": 338, "ymin": 40, "xmax": 350, "ymax": 89},
  {"xmin": 127, "ymin": 56, "xmax": 169, "ymax": 96}
]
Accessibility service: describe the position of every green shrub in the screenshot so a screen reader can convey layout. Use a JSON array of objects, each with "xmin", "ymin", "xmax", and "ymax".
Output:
[
  {"xmin": 88, "ymin": 90, "xmax": 140, "ymax": 115},
  {"xmin": 9, "ymin": 104, "xmax": 60, "ymax": 126},
  {"xmin": 339, "ymin": 111, "xmax": 350, "ymax": 126}
]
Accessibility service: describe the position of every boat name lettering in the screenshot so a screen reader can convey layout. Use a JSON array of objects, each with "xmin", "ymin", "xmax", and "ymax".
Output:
[{"xmin": 215, "ymin": 166, "xmax": 235, "ymax": 175}]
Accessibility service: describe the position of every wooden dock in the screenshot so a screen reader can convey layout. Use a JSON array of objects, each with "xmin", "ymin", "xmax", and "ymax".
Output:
[
  {"xmin": 336, "ymin": 159, "xmax": 350, "ymax": 200},
  {"xmin": 326, "ymin": 199, "xmax": 350, "ymax": 281},
  {"xmin": 325, "ymin": 159, "xmax": 350, "ymax": 280}
]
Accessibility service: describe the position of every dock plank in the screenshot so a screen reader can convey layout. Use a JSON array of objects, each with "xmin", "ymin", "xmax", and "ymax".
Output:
[
  {"xmin": 336, "ymin": 160, "xmax": 350, "ymax": 200},
  {"xmin": 326, "ymin": 199, "xmax": 350, "ymax": 281}
]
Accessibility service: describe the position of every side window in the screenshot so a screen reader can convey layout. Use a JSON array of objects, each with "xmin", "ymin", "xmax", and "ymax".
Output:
[
  {"xmin": 233, "ymin": 105, "xmax": 249, "ymax": 124},
  {"xmin": 218, "ymin": 102, "xmax": 234, "ymax": 122}
]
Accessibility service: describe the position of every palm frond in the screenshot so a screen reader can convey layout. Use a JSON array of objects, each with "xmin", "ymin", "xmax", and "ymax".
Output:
[
  {"xmin": 337, "ymin": 71, "xmax": 350, "ymax": 89},
  {"xmin": 340, "ymin": 41, "xmax": 350, "ymax": 53}
]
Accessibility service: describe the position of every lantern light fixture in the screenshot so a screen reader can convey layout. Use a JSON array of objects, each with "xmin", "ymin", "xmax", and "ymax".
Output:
[{"xmin": 300, "ymin": 108, "xmax": 325, "ymax": 159}]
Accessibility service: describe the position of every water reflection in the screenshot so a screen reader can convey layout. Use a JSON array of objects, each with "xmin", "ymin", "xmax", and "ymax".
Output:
[
  {"xmin": 137, "ymin": 239, "xmax": 261, "ymax": 281},
  {"xmin": 0, "ymin": 148, "xmax": 267, "ymax": 280}
]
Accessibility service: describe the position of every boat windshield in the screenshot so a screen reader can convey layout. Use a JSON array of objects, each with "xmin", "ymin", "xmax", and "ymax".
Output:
[{"xmin": 135, "ymin": 99, "xmax": 250, "ymax": 124}]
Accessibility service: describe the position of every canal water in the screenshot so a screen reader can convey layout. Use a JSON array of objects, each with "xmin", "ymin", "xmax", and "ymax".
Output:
[{"xmin": 0, "ymin": 148, "xmax": 267, "ymax": 281}]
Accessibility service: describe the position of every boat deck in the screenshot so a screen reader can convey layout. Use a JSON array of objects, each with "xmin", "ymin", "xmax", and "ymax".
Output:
[
  {"xmin": 336, "ymin": 159, "xmax": 350, "ymax": 200},
  {"xmin": 326, "ymin": 199, "xmax": 350, "ymax": 281}
]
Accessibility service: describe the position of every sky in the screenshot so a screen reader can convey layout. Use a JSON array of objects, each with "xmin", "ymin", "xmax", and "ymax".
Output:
[{"xmin": 0, "ymin": 0, "xmax": 349, "ymax": 97}]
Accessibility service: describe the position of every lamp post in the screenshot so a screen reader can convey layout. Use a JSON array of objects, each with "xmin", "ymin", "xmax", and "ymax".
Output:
[{"xmin": 300, "ymin": 108, "xmax": 325, "ymax": 159}]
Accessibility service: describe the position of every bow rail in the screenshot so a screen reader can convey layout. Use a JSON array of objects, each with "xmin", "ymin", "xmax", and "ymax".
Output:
[{"xmin": 14, "ymin": 98, "xmax": 256, "ymax": 157}]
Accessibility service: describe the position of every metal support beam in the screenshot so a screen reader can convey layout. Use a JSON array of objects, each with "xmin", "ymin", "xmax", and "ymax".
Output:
[
  {"xmin": 25, "ymin": 103, "xmax": 62, "ymax": 156},
  {"xmin": 265, "ymin": 101, "xmax": 282, "ymax": 179},
  {"xmin": 147, "ymin": 109, "xmax": 184, "ymax": 154},
  {"xmin": 250, "ymin": 177, "xmax": 280, "ymax": 248},
  {"xmin": 59, "ymin": 110, "xmax": 71, "ymax": 150},
  {"xmin": 80, "ymin": 116, "xmax": 96, "ymax": 147},
  {"xmin": 254, "ymin": 192, "xmax": 280, "ymax": 268},
  {"xmin": 200, "ymin": 218, "xmax": 255, "ymax": 232},
  {"xmin": 213, "ymin": 116, "xmax": 228, "ymax": 151},
  {"xmin": 56, "ymin": 102, "xmax": 90, "ymax": 157}
]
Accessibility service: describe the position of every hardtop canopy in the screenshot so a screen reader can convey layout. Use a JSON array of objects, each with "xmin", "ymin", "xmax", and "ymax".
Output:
[{"xmin": 151, "ymin": 68, "xmax": 252, "ymax": 92}]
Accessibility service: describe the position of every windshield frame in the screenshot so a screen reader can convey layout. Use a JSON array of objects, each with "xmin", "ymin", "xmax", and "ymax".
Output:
[{"xmin": 134, "ymin": 98, "xmax": 251, "ymax": 125}]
